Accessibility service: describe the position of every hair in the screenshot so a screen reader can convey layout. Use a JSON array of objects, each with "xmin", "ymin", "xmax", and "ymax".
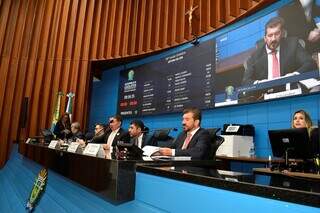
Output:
[
  {"xmin": 95, "ymin": 123, "xmax": 105, "ymax": 130},
  {"xmin": 291, "ymin": 110, "xmax": 313, "ymax": 134},
  {"xmin": 264, "ymin": 16, "xmax": 285, "ymax": 35},
  {"xmin": 58, "ymin": 113, "xmax": 71, "ymax": 128},
  {"xmin": 71, "ymin": 122, "xmax": 80, "ymax": 130},
  {"xmin": 113, "ymin": 114, "xmax": 123, "ymax": 123},
  {"xmin": 183, "ymin": 107, "xmax": 202, "ymax": 123},
  {"xmin": 130, "ymin": 120, "xmax": 145, "ymax": 130}
]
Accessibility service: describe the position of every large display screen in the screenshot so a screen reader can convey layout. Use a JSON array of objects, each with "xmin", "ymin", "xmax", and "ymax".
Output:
[
  {"xmin": 118, "ymin": 0, "xmax": 320, "ymax": 117},
  {"xmin": 118, "ymin": 40, "xmax": 215, "ymax": 116}
]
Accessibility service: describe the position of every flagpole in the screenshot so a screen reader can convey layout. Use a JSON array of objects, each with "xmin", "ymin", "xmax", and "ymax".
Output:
[{"xmin": 66, "ymin": 92, "xmax": 75, "ymax": 122}]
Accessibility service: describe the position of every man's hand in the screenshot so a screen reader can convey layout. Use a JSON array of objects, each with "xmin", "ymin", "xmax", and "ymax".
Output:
[
  {"xmin": 63, "ymin": 129, "xmax": 71, "ymax": 134},
  {"xmin": 308, "ymin": 28, "xmax": 320, "ymax": 43},
  {"xmin": 159, "ymin": 148, "xmax": 172, "ymax": 156},
  {"xmin": 253, "ymin": 79, "xmax": 268, "ymax": 84},
  {"xmin": 102, "ymin": 144, "xmax": 110, "ymax": 150}
]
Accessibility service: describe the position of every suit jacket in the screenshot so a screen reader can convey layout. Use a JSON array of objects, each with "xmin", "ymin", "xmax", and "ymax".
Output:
[
  {"xmin": 130, "ymin": 133, "xmax": 152, "ymax": 149},
  {"xmin": 70, "ymin": 131, "xmax": 85, "ymax": 141},
  {"xmin": 170, "ymin": 128, "xmax": 211, "ymax": 159},
  {"xmin": 242, "ymin": 37, "xmax": 317, "ymax": 85},
  {"xmin": 106, "ymin": 128, "xmax": 130, "ymax": 146},
  {"xmin": 90, "ymin": 132, "xmax": 107, "ymax": 144},
  {"xmin": 310, "ymin": 128, "xmax": 319, "ymax": 157}
]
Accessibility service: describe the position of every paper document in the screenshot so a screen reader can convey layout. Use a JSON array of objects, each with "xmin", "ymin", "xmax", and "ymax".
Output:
[
  {"xmin": 142, "ymin": 145, "xmax": 160, "ymax": 157},
  {"xmin": 151, "ymin": 156, "xmax": 191, "ymax": 161},
  {"xmin": 299, "ymin": 78, "xmax": 320, "ymax": 89}
]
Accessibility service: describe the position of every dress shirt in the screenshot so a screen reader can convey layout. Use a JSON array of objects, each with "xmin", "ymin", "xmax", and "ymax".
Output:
[
  {"xmin": 106, "ymin": 128, "xmax": 120, "ymax": 147},
  {"xmin": 266, "ymin": 45, "xmax": 280, "ymax": 80},
  {"xmin": 172, "ymin": 127, "xmax": 200, "ymax": 156}
]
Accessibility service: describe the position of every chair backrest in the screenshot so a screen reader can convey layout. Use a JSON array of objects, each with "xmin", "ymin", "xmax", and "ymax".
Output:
[
  {"xmin": 149, "ymin": 128, "xmax": 175, "ymax": 147},
  {"xmin": 41, "ymin": 129, "xmax": 54, "ymax": 143},
  {"xmin": 206, "ymin": 128, "xmax": 224, "ymax": 159}
]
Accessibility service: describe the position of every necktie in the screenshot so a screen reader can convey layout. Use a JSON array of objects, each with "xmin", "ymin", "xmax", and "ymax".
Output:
[
  {"xmin": 272, "ymin": 51, "xmax": 280, "ymax": 78},
  {"xmin": 182, "ymin": 133, "xmax": 192, "ymax": 150}
]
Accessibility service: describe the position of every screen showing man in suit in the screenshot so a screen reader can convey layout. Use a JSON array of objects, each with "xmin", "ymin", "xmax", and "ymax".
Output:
[
  {"xmin": 159, "ymin": 107, "xmax": 211, "ymax": 159},
  {"xmin": 242, "ymin": 16, "xmax": 317, "ymax": 85},
  {"xmin": 115, "ymin": 1, "xmax": 320, "ymax": 116}
]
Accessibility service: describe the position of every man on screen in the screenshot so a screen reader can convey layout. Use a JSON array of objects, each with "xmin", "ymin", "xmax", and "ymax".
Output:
[
  {"xmin": 242, "ymin": 16, "xmax": 317, "ymax": 86},
  {"xmin": 159, "ymin": 107, "xmax": 211, "ymax": 159}
]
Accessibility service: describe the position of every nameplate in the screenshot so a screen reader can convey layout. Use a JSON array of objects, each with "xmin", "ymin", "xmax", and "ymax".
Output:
[
  {"xmin": 83, "ymin": 143, "xmax": 101, "ymax": 157},
  {"xmin": 48, "ymin": 140, "xmax": 59, "ymax": 149},
  {"xmin": 264, "ymin": 88, "xmax": 302, "ymax": 100},
  {"xmin": 25, "ymin": 138, "xmax": 31, "ymax": 144},
  {"xmin": 226, "ymin": 125, "xmax": 240, "ymax": 133},
  {"xmin": 215, "ymin": 100, "xmax": 238, "ymax": 107},
  {"xmin": 67, "ymin": 142, "xmax": 80, "ymax": 153}
]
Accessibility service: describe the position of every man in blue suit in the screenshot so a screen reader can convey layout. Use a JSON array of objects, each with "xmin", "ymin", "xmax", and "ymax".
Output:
[{"xmin": 159, "ymin": 107, "xmax": 211, "ymax": 159}]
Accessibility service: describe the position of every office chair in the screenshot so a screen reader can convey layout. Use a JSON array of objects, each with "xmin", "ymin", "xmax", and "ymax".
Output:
[
  {"xmin": 150, "ymin": 128, "xmax": 175, "ymax": 147},
  {"xmin": 207, "ymin": 128, "xmax": 225, "ymax": 159},
  {"xmin": 41, "ymin": 129, "xmax": 54, "ymax": 144}
]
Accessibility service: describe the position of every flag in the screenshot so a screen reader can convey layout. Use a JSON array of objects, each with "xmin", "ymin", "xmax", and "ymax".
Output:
[{"xmin": 50, "ymin": 92, "xmax": 64, "ymax": 132}]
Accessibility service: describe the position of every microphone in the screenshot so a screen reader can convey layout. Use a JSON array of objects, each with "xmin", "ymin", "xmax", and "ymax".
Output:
[{"xmin": 141, "ymin": 126, "xmax": 150, "ymax": 133}]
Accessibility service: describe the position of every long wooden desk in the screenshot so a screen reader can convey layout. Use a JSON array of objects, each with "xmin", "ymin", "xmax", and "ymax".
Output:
[
  {"xmin": 137, "ymin": 164, "xmax": 320, "ymax": 208},
  {"xmin": 253, "ymin": 168, "xmax": 320, "ymax": 180},
  {"xmin": 20, "ymin": 142, "xmax": 218, "ymax": 204},
  {"xmin": 20, "ymin": 142, "xmax": 320, "ymax": 208},
  {"xmin": 216, "ymin": 155, "xmax": 284, "ymax": 163}
]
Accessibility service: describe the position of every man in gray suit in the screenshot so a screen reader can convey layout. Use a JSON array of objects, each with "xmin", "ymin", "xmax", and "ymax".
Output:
[{"xmin": 242, "ymin": 17, "xmax": 317, "ymax": 86}]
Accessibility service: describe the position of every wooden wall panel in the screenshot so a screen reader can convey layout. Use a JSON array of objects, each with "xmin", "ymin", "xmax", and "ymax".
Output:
[{"xmin": 0, "ymin": 0, "xmax": 275, "ymax": 168}]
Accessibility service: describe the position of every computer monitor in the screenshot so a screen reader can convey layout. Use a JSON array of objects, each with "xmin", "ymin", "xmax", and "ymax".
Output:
[
  {"xmin": 310, "ymin": 126, "xmax": 319, "ymax": 157},
  {"xmin": 268, "ymin": 128, "xmax": 312, "ymax": 159}
]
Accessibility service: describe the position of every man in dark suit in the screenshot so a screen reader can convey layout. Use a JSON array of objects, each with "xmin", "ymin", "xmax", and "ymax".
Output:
[
  {"xmin": 70, "ymin": 122, "xmax": 85, "ymax": 141},
  {"xmin": 159, "ymin": 107, "xmax": 211, "ymax": 159},
  {"xmin": 102, "ymin": 115, "xmax": 130, "ymax": 150},
  {"xmin": 89, "ymin": 123, "xmax": 107, "ymax": 144},
  {"xmin": 242, "ymin": 16, "xmax": 317, "ymax": 86},
  {"xmin": 128, "ymin": 120, "xmax": 150, "ymax": 149}
]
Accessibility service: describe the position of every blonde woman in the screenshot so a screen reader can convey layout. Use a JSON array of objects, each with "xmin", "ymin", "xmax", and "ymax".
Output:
[{"xmin": 291, "ymin": 110, "xmax": 313, "ymax": 135}]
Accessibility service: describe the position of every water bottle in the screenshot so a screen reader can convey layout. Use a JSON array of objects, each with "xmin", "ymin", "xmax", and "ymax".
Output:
[
  {"xmin": 249, "ymin": 146, "xmax": 255, "ymax": 158},
  {"xmin": 268, "ymin": 155, "xmax": 272, "ymax": 168}
]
